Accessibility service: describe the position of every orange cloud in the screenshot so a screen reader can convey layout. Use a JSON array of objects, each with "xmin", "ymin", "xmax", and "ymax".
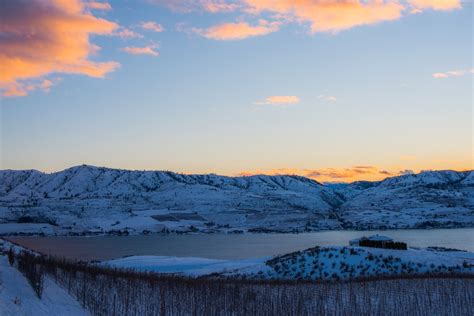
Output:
[
  {"xmin": 237, "ymin": 166, "xmax": 396, "ymax": 182},
  {"xmin": 408, "ymin": 0, "xmax": 461, "ymax": 11},
  {"xmin": 194, "ymin": 20, "xmax": 280, "ymax": 40},
  {"xmin": 0, "ymin": 0, "xmax": 119, "ymax": 97},
  {"xmin": 243, "ymin": 0, "xmax": 404, "ymax": 33},
  {"xmin": 122, "ymin": 45, "xmax": 160, "ymax": 56},
  {"xmin": 158, "ymin": 1, "xmax": 462, "ymax": 38},
  {"xmin": 433, "ymin": 68, "xmax": 474, "ymax": 79},
  {"xmin": 255, "ymin": 95, "xmax": 300, "ymax": 106},
  {"xmin": 141, "ymin": 21, "xmax": 165, "ymax": 33}
]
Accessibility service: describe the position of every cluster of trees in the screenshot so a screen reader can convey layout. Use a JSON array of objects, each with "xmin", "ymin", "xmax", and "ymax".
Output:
[{"xmin": 359, "ymin": 239, "xmax": 408, "ymax": 250}]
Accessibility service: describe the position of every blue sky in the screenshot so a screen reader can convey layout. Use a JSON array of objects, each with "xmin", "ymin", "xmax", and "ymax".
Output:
[{"xmin": 0, "ymin": 0, "xmax": 472, "ymax": 182}]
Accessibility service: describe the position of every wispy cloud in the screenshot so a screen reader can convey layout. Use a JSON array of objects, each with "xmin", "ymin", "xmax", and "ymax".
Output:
[
  {"xmin": 141, "ymin": 21, "xmax": 164, "ymax": 33},
  {"xmin": 0, "ymin": 0, "xmax": 119, "ymax": 97},
  {"xmin": 157, "ymin": 1, "xmax": 462, "ymax": 39},
  {"xmin": 318, "ymin": 95, "xmax": 337, "ymax": 102},
  {"xmin": 150, "ymin": 0, "xmax": 241, "ymax": 13},
  {"xmin": 255, "ymin": 95, "xmax": 300, "ymax": 106},
  {"xmin": 122, "ymin": 45, "xmax": 160, "ymax": 56},
  {"xmin": 113, "ymin": 27, "xmax": 143, "ymax": 39},
  {"xmin": 193, "ymin": 20, "xmax": 280, "ymax": 40},
  {"xmin": 408, "ymin": 0, "xmax": 461, "ymax": 11},
  {"xmin": 433, "ymin": 68, "xmax": 474, "ymax": 79},
  {"xmin": 85, "ymin": 1, "xmax": 112, "ymax": 10}
]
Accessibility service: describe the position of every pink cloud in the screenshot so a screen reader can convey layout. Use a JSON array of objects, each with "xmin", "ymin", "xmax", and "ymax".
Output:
[
  {"xmin": 122, "ymin": 45, "xmax": 160, "ymax": 56},
  {"xmin": 85, "ymin": 1, "xmax": 112, "ymax": 10},
  {"xmin": 194, "ymin": 20, "xmax": 280, "ymax": 40},
  {"xmin": 151, "ymin": 0, "xmax": 240, "ymax": 13},
  {"xmin": 156, "ymin": 1, "xmax": 463, "ymax": 39},
  {"xmin": 114, "ymin": 27, "xmax": 143, "ymax": 38},
  {"xmin": 141, "ymin": 21, "xmax": 165, "ymax": 33},
  {"xmin": 433, "ymin": 68, "xmax": 473, "ymax": 79},
  {"xmin": 0, "ymin": 0, "xmax": 119, "ymax": 97}
]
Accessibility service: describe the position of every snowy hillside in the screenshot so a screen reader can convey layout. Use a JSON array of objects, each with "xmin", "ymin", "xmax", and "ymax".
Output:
[
  {"xmin": 0, "ymin": 166, "xmax": 472, "ymax": 235},
  {"xmin": 336, "ymin": 170, "xmax": 474, "ymax": 230},
  {"xmin": 260, "ymin": 246, "xmax": 474, "ymax": 281}
]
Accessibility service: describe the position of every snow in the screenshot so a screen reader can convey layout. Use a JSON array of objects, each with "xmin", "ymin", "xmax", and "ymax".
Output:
[
  {"xmin": 0, "ymin": 255, "xmax": 89, "ymax": 316},
  {"xmin": 104, "ymin": 255, "xmax": 270, "ymax": 276}
]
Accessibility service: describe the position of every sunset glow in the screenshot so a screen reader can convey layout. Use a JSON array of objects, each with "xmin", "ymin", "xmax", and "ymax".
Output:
[{"xmin": 1, "ymin": 0, "xmax": 472, "ymax": 182}]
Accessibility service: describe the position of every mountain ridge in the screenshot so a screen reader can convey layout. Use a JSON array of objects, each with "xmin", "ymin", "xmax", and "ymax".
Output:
[{"xmin": 0, "ymin": 165, "xmax": 472, "ymax": 235}]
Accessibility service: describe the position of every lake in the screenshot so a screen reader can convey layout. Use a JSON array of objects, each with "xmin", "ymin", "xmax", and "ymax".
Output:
[{"xmin": 7, "ymin": 228, "xmax": 474, "ymax": 261}]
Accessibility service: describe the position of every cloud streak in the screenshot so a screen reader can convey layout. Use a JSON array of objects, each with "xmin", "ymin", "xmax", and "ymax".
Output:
[
  {"xmin": 408, "ymin": 0, "xmax": 461, "ymax": 11},
  {"xmin": 433, "ymin": 68, "xmax": 474, "ymax": 79},
  {"xmin": 255, "ymin": 95, "xmax": 300, "ymax": 106},
  {"xmin": 85, "ymin": 1, "xmax": 112, "ymax": 10},
  {"xmin": 318, "ymin": 95, "xmax": 337, "ymax": 102},
  {"xmin": 141, "ymin": 21, "xmax": 164, "ymax": 33},
  {"xmin": 193, "ymin": 20, "xmax": 280, "ymax": 40},
  {"xmin": 122, "ymin": 45, "xmax": 160, "ymax": 56},
  {"xmin": 0, "ymin": 0, "xmax": 120, "ymax": 97},
  {"xmin": 156, "ymin": 1, "xmax": 462, "ymax": 39}
]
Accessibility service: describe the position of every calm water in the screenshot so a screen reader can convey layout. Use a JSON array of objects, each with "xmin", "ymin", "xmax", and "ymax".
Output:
[{"xmin": 7, "ymin": 228, "xmax": 474, "ymax": 261}]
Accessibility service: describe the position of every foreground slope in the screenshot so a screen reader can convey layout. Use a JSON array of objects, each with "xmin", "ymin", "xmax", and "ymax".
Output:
[
  {"xmin": 0, "ymin": 256, "xmax": 89, "ymax": 316},
  {"xmin": 0, "ymin": 166, "xmax": 472, "ymax": 235}
]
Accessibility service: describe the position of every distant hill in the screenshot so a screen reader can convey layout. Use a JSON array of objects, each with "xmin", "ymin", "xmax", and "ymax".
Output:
[{"xmin": 0, "ymin": 165, "xmax": 472, "ymax": 235}]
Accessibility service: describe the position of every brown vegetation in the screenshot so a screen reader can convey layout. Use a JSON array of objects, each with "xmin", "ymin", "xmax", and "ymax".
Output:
[{"xmin": 7, "ymin": 251, "xmax": 474, "ymax": 315}]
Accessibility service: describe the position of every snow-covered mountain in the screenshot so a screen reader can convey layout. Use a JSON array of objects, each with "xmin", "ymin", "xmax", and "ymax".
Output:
[
  {"xmin": 335, "ymin": 170, "xmax": 474, "ymax": 230},
  {"xmin": 0, "ymin": 166, "xmax": 472, "ymax": 235}
]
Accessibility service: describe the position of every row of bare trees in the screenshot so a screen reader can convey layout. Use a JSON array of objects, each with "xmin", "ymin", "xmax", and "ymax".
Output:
[{"xmin": 7, "ymin": 250, "xmax": 474, "ymax": 315}]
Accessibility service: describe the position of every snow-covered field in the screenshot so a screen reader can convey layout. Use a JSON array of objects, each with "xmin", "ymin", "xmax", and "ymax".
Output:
[
  {"xmin": 0, "ymin": 166, "xmax": 472, "ymax": 236},
  {"xmin": 103, "ymin": 246, "xmax": 474, "ymax": 281},
  {"xmin": 105, "ymin": 255, "xmax": 270, "ymax": 276}
]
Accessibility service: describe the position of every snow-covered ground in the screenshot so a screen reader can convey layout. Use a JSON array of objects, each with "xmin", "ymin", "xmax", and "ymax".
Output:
[
  {"xmin": 102, "ymin": 245, "xmax": 474, "ymax": 281},
  {"xmin": 0, "ymin": 255, "xmax": 89, "ymax": 316},
  {"xmin": 0, "ymin": 165, "xmax": 473, "ymax": 236},
  {"xmin": 105, "ymin": 255, "xmax": 270, "ymax": 276}
]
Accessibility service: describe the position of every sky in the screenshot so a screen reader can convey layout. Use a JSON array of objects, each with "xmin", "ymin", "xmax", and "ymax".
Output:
[{"xmin": 0, "ymin": 0, "xmax": 472, "ymax": 183}]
